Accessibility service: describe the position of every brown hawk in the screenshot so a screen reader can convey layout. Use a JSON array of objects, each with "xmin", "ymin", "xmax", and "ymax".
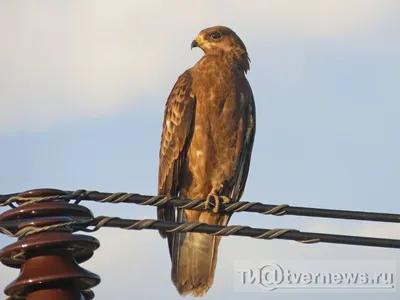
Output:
[{"xmin": 157, "ymin": 25, "xmax": 256, "ymax": 296}]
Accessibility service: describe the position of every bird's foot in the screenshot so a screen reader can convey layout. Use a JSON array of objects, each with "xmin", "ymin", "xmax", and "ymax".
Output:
[{"xmin": 205, "ymin": 194, "xmax": 231, "ymax": 213}]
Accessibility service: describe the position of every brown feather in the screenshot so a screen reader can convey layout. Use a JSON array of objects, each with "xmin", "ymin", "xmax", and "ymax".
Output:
[
  {"xmin": 157, "ymin": 70, "xmax": 196, "ymax": 238},
  {"xmin": 157, "ymin": 26, "xmax": 256, "ymax": 296}
]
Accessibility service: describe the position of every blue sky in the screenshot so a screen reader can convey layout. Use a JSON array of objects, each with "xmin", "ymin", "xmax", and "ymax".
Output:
[{"xmin": 0, "ymin": 1, "xmax": 399, "ymax": 299}]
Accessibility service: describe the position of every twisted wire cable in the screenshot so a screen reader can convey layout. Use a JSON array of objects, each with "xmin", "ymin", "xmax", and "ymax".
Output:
[
  {"xmin": 1, "ymin": 216, "xmax": 400, "ymax": 249},
  {"xmin": 1, "ymin": 189, "xmax": 399, "ymax": 223}
]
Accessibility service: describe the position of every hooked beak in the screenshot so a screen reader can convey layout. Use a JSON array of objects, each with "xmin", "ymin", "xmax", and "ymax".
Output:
[{"xmin": 191, "ymin": 39, "xmax": 198, "ymax": 49}]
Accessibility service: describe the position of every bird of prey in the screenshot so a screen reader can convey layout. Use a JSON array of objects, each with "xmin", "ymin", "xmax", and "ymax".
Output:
[{"xmin": 157, "ymin": 25, "xmax": 256, "ymax": 297}]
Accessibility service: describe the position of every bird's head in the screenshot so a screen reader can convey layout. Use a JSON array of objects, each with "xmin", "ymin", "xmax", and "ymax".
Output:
[{"xmin": 191, "ymin": 25, "xmax": 250, "ymax": 72}]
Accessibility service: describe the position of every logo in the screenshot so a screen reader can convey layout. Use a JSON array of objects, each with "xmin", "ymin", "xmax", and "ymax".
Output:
[{"xmin": 234, "ymin": 260, "xmax": 396, "ymax": 292}]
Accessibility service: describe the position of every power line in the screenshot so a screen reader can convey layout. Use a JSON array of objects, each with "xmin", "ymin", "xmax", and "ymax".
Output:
[
  {"xmin": 0, "ymin": 187, "xmax": 398, "ymax": 300},
  {"xmin": 1, "ymin": 189, "xmax": 399, "ymax": 224},
  {"xmin": 0, "ymin": 216, "xmax": 399, "ymax": 249}
]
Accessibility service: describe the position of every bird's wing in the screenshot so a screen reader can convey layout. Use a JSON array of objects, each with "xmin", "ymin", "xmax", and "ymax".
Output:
[
  {"xmin": 233, "ymin": 88, "xmax": 256, "ymax": 202},
  {"xmin": 157, "ymin": 70, "xmax": 196, "ymax": 239}
]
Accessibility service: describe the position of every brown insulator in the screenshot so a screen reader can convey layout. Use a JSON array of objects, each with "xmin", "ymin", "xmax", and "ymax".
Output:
[{"xmin": 0, "ymin": 188, "xmax": 101, "ymax": 299}]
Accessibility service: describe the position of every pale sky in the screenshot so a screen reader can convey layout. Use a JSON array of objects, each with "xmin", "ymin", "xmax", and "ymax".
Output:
[{"xmin": 0, "ymin": 1, "xmax": 399, "ymax": 299}]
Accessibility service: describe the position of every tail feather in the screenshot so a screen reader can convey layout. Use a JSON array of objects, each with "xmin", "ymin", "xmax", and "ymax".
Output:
[
  {"xmin": 157, "ymin": 206, "xmax": 175, "ymax": 239},
  {"xmin": 170, "ymin": 211, "xmax": 229, "ymax": 297}
]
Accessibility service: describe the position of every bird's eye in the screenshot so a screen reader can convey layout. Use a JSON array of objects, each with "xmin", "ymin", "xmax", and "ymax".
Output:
[{"xmin": 211, "ymin": 31, "xmax": 222, "ymax": 40}]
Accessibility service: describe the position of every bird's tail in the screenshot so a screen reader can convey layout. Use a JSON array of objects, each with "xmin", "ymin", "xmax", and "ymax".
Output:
[{"xmin": 170, "ymin": 210, "xmax": 230, "ymax": 297}]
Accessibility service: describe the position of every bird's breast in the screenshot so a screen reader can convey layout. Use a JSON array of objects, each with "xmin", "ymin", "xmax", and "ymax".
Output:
[
  {"xmin": 191, "ymin": 64, "xmax": 245, "ymax": 134},
  {"xmin": 183, "ymin": 65, "xmax": 248, "ymax": 196}
]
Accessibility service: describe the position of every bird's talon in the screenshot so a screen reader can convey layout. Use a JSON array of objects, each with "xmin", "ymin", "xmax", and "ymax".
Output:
[
  {"xmin": 212, "ymin": 195, "xmax": 219, "ymax": 213},
  {"xmin": 205, "ymin": 194, "xmax": 212, "ymax": 210},
  {"xmin": 205, "ymin": 194, "xmax": 231, "ymax": 213},
  {"xmin": 221, "ymin": 196, "xmax": 230, "ymax": 204}
]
